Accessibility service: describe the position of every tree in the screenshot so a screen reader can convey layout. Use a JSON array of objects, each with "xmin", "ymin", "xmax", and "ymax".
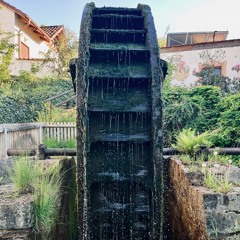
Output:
[
  {"xmin": 0, "ymin": 31, "xmax": 15, "ymax": 84},
  {"xmin": 158, "ymin": 37, "xmax": 167, "ymax": 48},
  {"xmin": 43, "ymin": 27, "xmax": 78, "ymax": 79},
  {"xmin": 230, "ymin": 64, "xmax": 240, "ymax": 93},
  {"xmin": 193, "ymin": 49, "xmax": 239, "ymax": 95},
  {"xmin": 158, "ymin": 25, "xmax": 169, "ymax": 48}
]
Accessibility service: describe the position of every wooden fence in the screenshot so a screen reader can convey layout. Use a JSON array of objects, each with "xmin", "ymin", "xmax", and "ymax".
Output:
[{"xmin": 0, "ymin": 122, "xmax": 76, "ymax": 160}]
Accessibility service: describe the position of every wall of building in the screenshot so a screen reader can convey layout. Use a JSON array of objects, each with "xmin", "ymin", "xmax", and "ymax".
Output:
[
  {"xmin": 0, "ymin": 6, "xmax": 55, "ymax": 77},
  {"xmin": 0, "ymin": 5, "xmax": 15, "ymax": 36},
  {"xmin": 9, "ymin": 58, "xmax": 54, "ymax": 77},
  {"xmin": 15, "ymin": 18, "xmax": 50, "ymax": 59},
  {"xmin": 161, "ymin": 43, "xmax": 240, "ymax": 87}
]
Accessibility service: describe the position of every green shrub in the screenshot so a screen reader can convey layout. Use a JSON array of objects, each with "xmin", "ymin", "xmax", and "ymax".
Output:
[
  {"xmin": 163, "ymin": 86, "xmax": 221, "ymax": 147},
  {"xmin": 0, "ymin": 31, "xmax": 15, "ymax": 84},
  {"xmin": 43, "ymin": 137, "xmax": 76, "ymax": 148},
  {"xmin": 215, "ymin": 93, "xmax": 240, "ymax": 147},
  {"xmin": 163, "ymin": 87, "xmax": 201, "ymax": 146},
  {"xmin": 173, "ymin": 129, "xmax": 211, "ymax": 158},
  {"xmin": 187, "ymin": 86, "xmax": 221, "ymax": 132},
  {"xmin": 0, "ymin": 77, "xmax": 73, "ymax": 123},
  {"xmin": 36, "ymin": 102, "xmax": 76, "ymax": 123},
  {"xmin": 230, "ymin": 156, "xmax": 240, "ymax": 167},
  {"xmin": 0, "ymin": 95, "xmax": 35, "ymax": 123}
]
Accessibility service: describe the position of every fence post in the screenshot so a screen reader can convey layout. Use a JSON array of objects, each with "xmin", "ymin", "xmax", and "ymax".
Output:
[
  {"xmin": 4, "ymin": 128, "xmax": 8, "ymax": 160},
  {"xmin": 39, "ymin": 125, "xmax": 43, "ymax": 144}
]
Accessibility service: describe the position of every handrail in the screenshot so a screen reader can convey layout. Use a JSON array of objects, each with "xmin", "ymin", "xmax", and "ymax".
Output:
[
  {"xmin": 44, "ymin": 89, "xmax": 74, "ymax": 102},
  {"xmin": 7, "ymin": 146, "xmax": 240, "ymax": 159}
]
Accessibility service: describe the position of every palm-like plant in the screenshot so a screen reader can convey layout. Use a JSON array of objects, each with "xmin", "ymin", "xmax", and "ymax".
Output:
[{"xmin": 173, "ymin": 129, "xmax": 211, "ymax": 158}]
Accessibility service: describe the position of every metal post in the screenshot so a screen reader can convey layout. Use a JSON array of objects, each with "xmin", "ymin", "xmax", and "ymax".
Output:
[{"xmin": 4, "ymin": 128, "xmax": 8, "ymax": 160}]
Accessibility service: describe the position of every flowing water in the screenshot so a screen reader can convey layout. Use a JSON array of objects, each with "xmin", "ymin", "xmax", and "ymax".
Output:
[{"xmin": 78, "ymin": 4, "xmax": 164, "ymax": 239}]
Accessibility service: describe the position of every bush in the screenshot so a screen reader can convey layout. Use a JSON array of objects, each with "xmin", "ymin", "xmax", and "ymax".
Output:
[
  {"xmin": 0, "ymin": 77, "xmax": 73, "ymax": 123},
  {"xmin": 0, "ymin": 31, "xmax": 15, "ymax": 84},
  {"xmin": 0, "ymin": 95, "xmax": 34, "ymax": 123},
  {"xmin": 212, "ymin": 93, "xmax": 240, "ymax": 147},
  {"xmin": 187, "ymin": 86, "xmax": 221, "ymax": 132},
  {"xmin": 163, "ymin": 87, "xmax": 201, "ymax": 146},
  {"xmin": 194, "ymin": 66, "xmax": 231, "ymax": 95},
  {"xmin": 43, "ymin": 137, "xmax": 76, "ymax": 148},
  {"xmin": 173, "ymin": 129, "xmax": 211, "ymax": 158},
  {"xmin": 162, "ymin": 86, "xmax": 220, "ymax": 146},
  {"xmin": 36, "ymin": 102, "xmax": 76, "ymax": 122}
]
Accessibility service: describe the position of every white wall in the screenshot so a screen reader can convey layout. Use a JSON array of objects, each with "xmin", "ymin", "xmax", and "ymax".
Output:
[
  {"xmin": 0, "ymin": 6, "xmax": 15, "ymax": 34},
  {"xmin": 161, "ymin": 45, "xmax": 240, "ymax": 87},
  {"xmin": 15, "ymin": 18, "xmax": 50, "ymax": 59},
  {"xmin": 9, "ymin": 59, "xmax": 55, "ymax": 77}
]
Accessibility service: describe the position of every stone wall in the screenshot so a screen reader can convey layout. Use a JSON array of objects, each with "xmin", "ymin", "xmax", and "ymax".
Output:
[
  {"xmin": 0, "ymin": 157, "xmax": 76, "ymax": 240},
  {"xmin": 164, "ymin": 157, "xmax": 240, "ymax": 240}
]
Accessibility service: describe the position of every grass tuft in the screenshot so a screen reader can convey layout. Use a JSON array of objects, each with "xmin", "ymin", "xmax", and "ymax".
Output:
[
  {"xmin": 34, "ymin": 172, "xmax": 62, "ymax": 234},
  {"xmin": 10, "ymin": 157, "xmax": 38, "ymax": 193},
  {"xmin": 9, "ymin": 156, "xmax": 62, "ymax": 235},
  {"xmin": 203, "ymin": 167, "xmax": 233, "ymax": 193},
  {"xmin": 203, "ymin": 169, "xmax": 218, "ymax": 191}
]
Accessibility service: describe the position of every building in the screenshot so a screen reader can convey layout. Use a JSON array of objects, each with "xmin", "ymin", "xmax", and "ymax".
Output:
[
  {"xmin": 0, "ymin": 0, "xmax": 65, "ymax": 76},
  {"xmin": 161, "ymin": 31, "xmax": 240, "ymax": 86}
]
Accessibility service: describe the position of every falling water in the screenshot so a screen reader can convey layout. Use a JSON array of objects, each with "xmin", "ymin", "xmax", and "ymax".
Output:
[{"xmin": 78, "ymin": 3, "xmax": 164, "ymax": 240}]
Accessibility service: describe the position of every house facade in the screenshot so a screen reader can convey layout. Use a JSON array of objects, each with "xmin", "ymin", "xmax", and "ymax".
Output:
[
  {"xmin": 0, "ymin": 0, "xmax": 65, "ymax": 77},
  {"xmin": 161, "ymin": 32, "xmax": 240, "ymax": 86}
]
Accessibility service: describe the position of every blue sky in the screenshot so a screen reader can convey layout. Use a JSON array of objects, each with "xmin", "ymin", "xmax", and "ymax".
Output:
[{"xmin": 5, "ymin": 0, "xmax": 240, "ymax": 39}]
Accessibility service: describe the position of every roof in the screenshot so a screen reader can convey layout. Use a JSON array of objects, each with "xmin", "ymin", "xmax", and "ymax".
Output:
[
  {"xmin": 40, "ymin": 25, "xmax": 64, "ymax": 40},
  {"xmin": 161, "ymin": 38, "xmax": 240, "ymax": 53},
  {"xmin": 167, "ymin": 31, "xmax": 229, "ymax": 47},
  {"xmin": 0, "ymin": 0, "xmax": 51, "ymax": 42}
]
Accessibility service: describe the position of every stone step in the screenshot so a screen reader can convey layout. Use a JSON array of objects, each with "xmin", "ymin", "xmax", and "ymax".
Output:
[
  {"xmin": 92, "ymin": 15, "xmax": 144, "ymax": 30},
  {"xmin": 93, "ymin": 133, "xmax": 150, "ymax": 142},
  {"xmin": 90, "ymin": 172, "xmax": 151, "ymax": 184},
  {"xmin": 93, "ymin": 8, "xmax": 142, "ymax": 16},
  {"xmin": 90, "ymin": 43, "xmax": 148, "ymax": 51},
  {"xmin": 88, "ymin": 106, "xmax": 150, "ymax": 113},
  {"xmin": 89, "ymin": 48, "xmax": 149, "ymax": 66},
  {"xmin": 0, "ymin": 230, "xmax": 30, "ymax": 240},
  {"xmin": 88, "ymin": 63, "xmax": 151, "ymax": 78},
  {"xmin": 90, "ymin": 29, "xmax": 146, "ymax": 44},
  {"xmin": 0, "ymin": 184, "xmax": 33, "ymax": 230}
]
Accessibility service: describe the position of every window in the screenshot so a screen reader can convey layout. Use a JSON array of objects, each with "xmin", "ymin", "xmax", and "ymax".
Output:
[
  {"xmin": 202, "ymin": 66, "xmax": 222, "ymax": 75},
  {"xmin": 198, "ymin": 61, "xmax": 227, "ymax": 77},
  {"xmin": 20, "ymin": 42, "xmax": 29, "ymax": 59},
  {"xmin": 213, "ymin": 67, "xmax": 221, "ymax": 75}
]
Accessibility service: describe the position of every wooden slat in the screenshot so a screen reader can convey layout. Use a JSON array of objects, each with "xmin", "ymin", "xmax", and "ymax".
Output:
[{"xmin": 0, "ymin": 122, "xmax": 77, "ymax": 160}]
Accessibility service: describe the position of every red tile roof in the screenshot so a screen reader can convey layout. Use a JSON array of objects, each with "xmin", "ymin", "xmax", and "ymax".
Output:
[
  {"xmin": 40, "ymin": 25, "xmax": 64, "ymax": 40},
  {"xmin": 0, "ymin": 0, "xmax": 51, "ymax": 42}
]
